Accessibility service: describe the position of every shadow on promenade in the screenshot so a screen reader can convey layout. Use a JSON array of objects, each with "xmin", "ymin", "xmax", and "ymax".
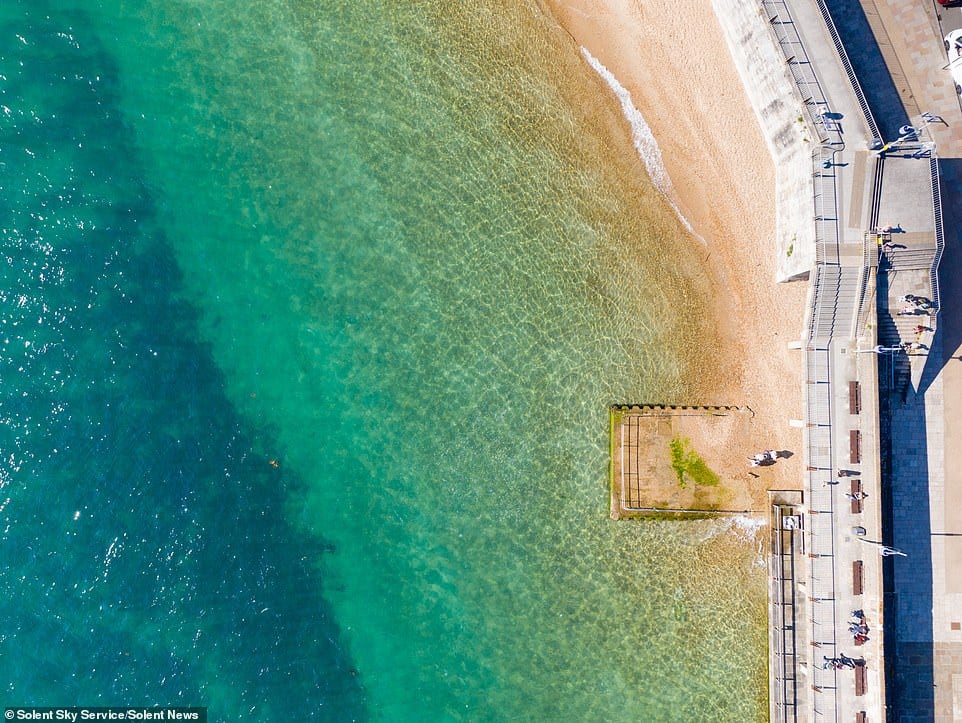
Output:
[
  {"xmin": 877, "ymin": 339, "xmax": 935, "ymax": 722},
  {"xmin": 824, "ymin": 0, "xmax": 910, "ymax": 141},
  {"xmin": 932, "ymin": 158, "xmax": 962, "ymax": 368},
  {"xmin": 913, "ymin": 158, "xmax": 962, "ymax": 395},
  {"xmin": 874, "ymin": 157, "xmax": 962, "ymax": 721}
]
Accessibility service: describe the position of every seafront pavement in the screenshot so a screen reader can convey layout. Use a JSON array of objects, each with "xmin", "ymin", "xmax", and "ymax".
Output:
[
  {"xmin": 852, "ymin": 0, "xmax": 962, "ymax": 719},
  {"xmin": 860, "ymin": 0, "xmax": 962, "ymax": 156},
  {"xmin": 743, "ymin": 0, "xmax": 961, "ymax": 718},
  {"xmin": 718, "ymin": 0, "xmax": 961, "ymax": 716},
  {"xmin": 758, "ymin": 0, "xmax": 891, "ymax": 718},
  {"xmin": 883, "ymin": 156, "xmax": 962, "ymax": 722}
]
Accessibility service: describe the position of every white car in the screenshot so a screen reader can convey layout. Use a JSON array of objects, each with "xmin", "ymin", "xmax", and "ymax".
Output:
[{"xmin": 945, "ymin": 30, "xmax": 962, "ymax": 93}]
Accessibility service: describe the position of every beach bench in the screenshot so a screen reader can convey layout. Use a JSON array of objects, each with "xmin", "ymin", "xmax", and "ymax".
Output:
[
  {"xmin": 849, "ymin": 381, "xmax": 861, "ymax": 414},
  {"xmin": 853, "ymin": 560, "xmax": 864, "ymax": 595},
  {"xmin": 850, "ymin": 430, "xmax": 861, "ymax": 464},
  {"xmin": 856, "ymin": 711, "xmax": 867, "ymax": 723},
  {"xmin": 855, "ymin": 664, "xmax": 866, "ymax": 697},
  {"xmin": 851, "ymin": 479, "xmax": 863, "ymax": 513}
]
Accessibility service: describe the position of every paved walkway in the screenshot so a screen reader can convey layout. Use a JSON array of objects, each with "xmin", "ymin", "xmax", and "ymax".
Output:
[
  {"xmin": 762, "ymin": 0, "xmax": 893, "ymax": 719},
  {"xmin": 732, "ymin": 0, "xmax": 957, "ymax": 718},
  {"xmin": 754, "ymin": 0, "xmax": 957, "ymax": 720},
  {"xmin": 878, "ymin": 161, "xmax": 962, "ymax": 723},
  {"xmin": 860, "ymin": 0, "xmax": 962, "ymax": 155},
  {"xmin": 844, "ymin": 1, "xmax": 962, "ymax": 720}
]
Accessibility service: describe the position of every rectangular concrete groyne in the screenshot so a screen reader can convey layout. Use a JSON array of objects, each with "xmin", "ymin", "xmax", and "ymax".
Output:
[{"xmin": 608, "ymin": 405, "xmax": 758, "ymax": 520}]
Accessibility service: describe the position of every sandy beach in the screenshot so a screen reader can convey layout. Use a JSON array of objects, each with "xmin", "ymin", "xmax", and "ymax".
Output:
[{"xmin": 542, "ymin": 0, "xmax": 808, "ymax": 494}]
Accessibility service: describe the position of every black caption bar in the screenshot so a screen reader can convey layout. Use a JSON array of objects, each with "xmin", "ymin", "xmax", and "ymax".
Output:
[{"xmin": 4, "ymin": 710, "xmax": 206, "ymax": 722}]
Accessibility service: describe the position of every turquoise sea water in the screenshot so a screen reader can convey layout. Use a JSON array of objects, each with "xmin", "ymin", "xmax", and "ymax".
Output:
[{"xmin": 1, "ymin": 1, "xmax": 767, "ymax": 720}]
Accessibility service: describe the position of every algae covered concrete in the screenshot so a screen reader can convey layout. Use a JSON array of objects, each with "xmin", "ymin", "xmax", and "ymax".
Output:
[{"xmin": 609, "ymin": 405, "xmax": 766, "ymax": 519}]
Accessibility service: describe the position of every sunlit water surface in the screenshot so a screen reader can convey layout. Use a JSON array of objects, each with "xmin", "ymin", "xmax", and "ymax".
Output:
[{"xmin": 0, "ymin": 1, "xmax": 767, "ymax": 720}]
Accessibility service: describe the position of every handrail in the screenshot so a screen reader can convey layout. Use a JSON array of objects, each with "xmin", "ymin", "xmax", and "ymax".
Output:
[
  {"xmin": 811, "ymin": 0, "xmax": 882, "ymax": 143},
  {"xmin": 853, "ymin": 156, "xmax": 884, "ymax": 339},
  {"xmin": 771, "ymin": 509, "xmax": 800, "ymax": 722},
  {"xmin": 812, "ymin": 147, "xmax": 841, "ymax": 266},
  {"xmin": 851, "ymin": 236, "xmax": 872, "ymax": 339},
  {"xmin": 803, "ymin": 345, "xmax": 840, "ymax": 714},
  {"xmin": 761, "ymin": 0, "xmax": 841, "ymax": 148},
  {"xmin": 929, "ymin": 156, "xmax": 944, "ymax": 313}
]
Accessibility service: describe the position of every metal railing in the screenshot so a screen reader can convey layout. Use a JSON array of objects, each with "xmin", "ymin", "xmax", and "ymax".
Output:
[
  {"xmin": 772, "ymin": 505, "xmax": 801, "ymax": 722},
  {"xmin": 803, "ymin": 345, "xmax": 840, "ymax": 717},
  {"xmin": 929, "ymin": 156, "xmax": 944, "ymax": 313},
  {"xmin": 808, "ymin": 265, "xmax": 839, "ymax": 339},
  {"xmin": 761, "ymin": 0, "xmax": 852, "ymax": 272},
  {"xmin": 762, "ymin": 0, "xmax": 840, "ymax": 148},
  {"xmin": 852, "ymin": 233, "xmax": 878, "ymax": 339},
  {"xmin": 811, "ymin": 0, "xmax": 882, "ymax": 143},
  {"xmin": 812, "ymin": 147, "xmax": 841, "ymax": 265}
]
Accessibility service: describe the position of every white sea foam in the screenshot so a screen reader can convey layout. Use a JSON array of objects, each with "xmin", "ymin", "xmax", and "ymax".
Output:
[
  {"xmin": 580, "ymin": 47, "xmax": 695, "ymax": 234},
  {"xmin": 733, "ymin": 516, "xmax": 769, "ymax": 568},
  {"xmin": 695, "ymin": 515, "xmax": 767, "ymax": 542},
  {"xmin": 693, "ymin": 515, "xmax": 768, "ymax": 568},
  {"xmin": 732, "ymin": 515, "xmax": 768, "ymax": 539}
]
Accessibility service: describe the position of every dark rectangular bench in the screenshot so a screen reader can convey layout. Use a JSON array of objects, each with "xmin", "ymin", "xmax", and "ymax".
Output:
[
  {"xmin": 851, "ymin": 478, "xmax": 863, "ymax": 514},
  {"xmin": 853, "ymin": 560, "xmax": 864, "ymax": 595},
  {"xmin": 849, "ymin": 381, "xmax": 861, "ymax": 414},
  {"xmin": 855, "ymin": 664, "xmax": 866, "ymax": 697},
  {"xmin": 856, "ymin": 711, "xmax": 867, "ymax": 723},
  {"xmin": 850, "ymin": 430, "xmax": 861, "ymax": 464}
]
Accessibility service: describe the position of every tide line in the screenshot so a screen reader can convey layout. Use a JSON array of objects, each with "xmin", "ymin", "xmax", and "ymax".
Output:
[{"xmin": 580, "ymin": 47, "xmax": 698, "ymax": 237}]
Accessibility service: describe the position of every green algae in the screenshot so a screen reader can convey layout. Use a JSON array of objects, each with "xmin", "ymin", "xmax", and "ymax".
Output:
[{"xmin": 670, "ymin": 436, "xmax": 720, "ymax": 488}]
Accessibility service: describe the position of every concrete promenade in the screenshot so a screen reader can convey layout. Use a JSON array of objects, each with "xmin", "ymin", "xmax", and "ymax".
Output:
[
  {"xmin": 839, "ymin": 1, "xmax": 962, "ymax": 719},
  {"xmin": 745, "ymin": 0, "xmax": 953, "ymax": 720},
  {"xmin": 713, "ymin": 0, "xmax": 958, "ymax": 718},
  {"xmin": 758, "ymin": 0, "xmax": 892, "ymax": 719}
]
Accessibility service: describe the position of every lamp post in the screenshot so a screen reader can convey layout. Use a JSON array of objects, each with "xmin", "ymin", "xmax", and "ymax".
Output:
[
  {"xmin": 875, "ymin": 122, "xmax": 934, "ymax": 157},
  {"xmin": 857, "ymin": 345, "xmax": 901, "ymax": 354},
  {"xmin": 857, "ymin": 538, "xmax": 907, "ymax": 557},
  {"xmin": 856, "ymin": 346, "xmax": 899, "ymax": 387}
]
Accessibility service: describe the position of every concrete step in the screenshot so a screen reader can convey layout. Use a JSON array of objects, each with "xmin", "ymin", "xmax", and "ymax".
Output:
[{"xmin": 882, "ymin": 247, "xmax": 936, "ymax": 270}]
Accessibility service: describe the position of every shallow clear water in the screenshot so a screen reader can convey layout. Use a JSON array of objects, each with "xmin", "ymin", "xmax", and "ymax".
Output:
[{"xmin": 0, "ymin": 1, "xmax": 768, "ymax": 720}]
